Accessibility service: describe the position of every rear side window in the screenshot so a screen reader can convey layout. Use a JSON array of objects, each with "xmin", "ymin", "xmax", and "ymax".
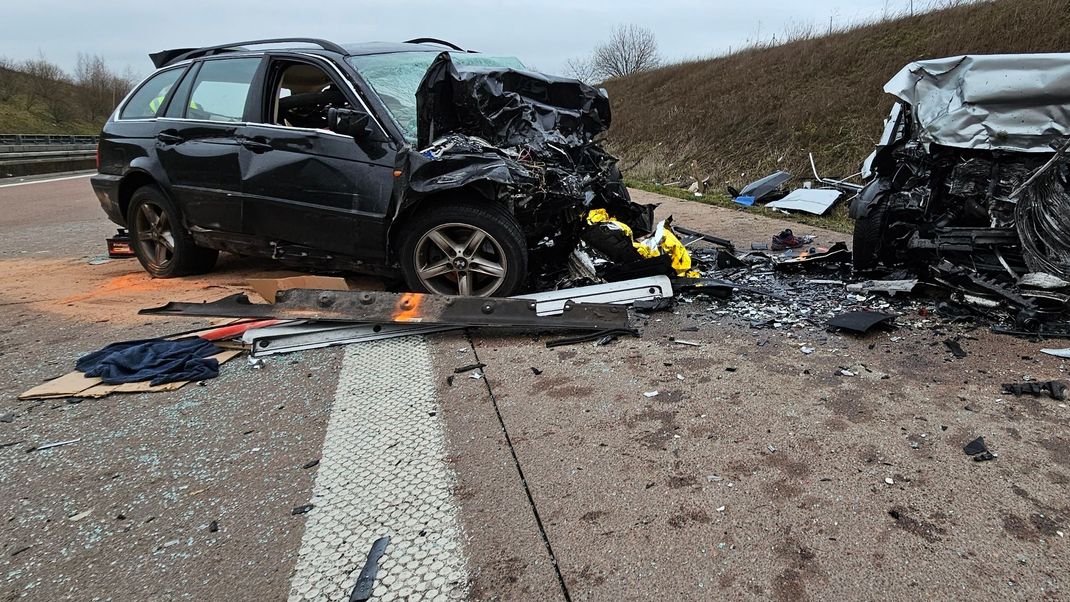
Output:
[
  {"xmin": 119, "ymin": 68, "xmax": 185, "ymax": 120},
  {"xmin": 187, "ymin": 58, "xmax": 260, "ymax": 122}
]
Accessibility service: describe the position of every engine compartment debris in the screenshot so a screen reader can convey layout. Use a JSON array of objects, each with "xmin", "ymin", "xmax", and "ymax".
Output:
[{"xmin": 848, "ymin": 53, "xmax": 1070, "ymax": 334}]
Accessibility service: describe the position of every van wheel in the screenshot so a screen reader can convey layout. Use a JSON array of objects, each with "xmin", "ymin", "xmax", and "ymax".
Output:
[
  {"xmin": 127, "ymin": 186, "xmax": 218, "ymax": 278},
  {"xmin": 399, "ymin": 202, "xmax": 527, "ymax": 297},
  {"xmin": 852, "ymin": 199, "xmax": 890, "ymax": 272}
]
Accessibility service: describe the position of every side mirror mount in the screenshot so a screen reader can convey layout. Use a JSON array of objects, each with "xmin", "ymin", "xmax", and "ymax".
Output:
[{"xmin": 328, "ymin": 107, "xmax": 372, "ymax": 139}]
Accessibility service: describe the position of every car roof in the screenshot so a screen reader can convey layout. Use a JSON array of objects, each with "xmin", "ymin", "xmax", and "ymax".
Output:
[
  {"xmin": 151, "ymin": 38, "xmax": 467, "ymax": 68},
  {"xmin": 342, "ymin": 42, "xmax": 452, "ymax": 56}
]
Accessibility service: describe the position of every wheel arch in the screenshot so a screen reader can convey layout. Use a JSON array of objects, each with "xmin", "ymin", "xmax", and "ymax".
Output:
[
  {"xmin": 117, "ymin": 170, "xmax": 166, "ymax": 224},
  {"xmin": 386, "ymin": 184, "xmax": 512, "ymax": 263}
]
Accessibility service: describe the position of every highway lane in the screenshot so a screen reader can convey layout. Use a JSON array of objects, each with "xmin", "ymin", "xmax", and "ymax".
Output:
[{"xmin": 3, "ymin": 174, "xmax": 1070, "ymax": 600}]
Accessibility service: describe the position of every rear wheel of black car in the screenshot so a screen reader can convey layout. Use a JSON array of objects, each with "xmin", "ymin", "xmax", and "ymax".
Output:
[
  {"xmin": 399, "ymin": 202, "xmax": 527, "ymax": 297},
  {"xmin": 127, "ymin": 186, "xmax": 218, "ymax": 278}
]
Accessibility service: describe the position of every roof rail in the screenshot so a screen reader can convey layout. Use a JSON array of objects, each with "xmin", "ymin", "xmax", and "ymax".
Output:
[
  {"xmin": 403, "ymin": 38, "xmax": 469, "ymax": 52},
  {"xmin": 150, "ymin": 38, "xmax": 347, "ymax": 68}
]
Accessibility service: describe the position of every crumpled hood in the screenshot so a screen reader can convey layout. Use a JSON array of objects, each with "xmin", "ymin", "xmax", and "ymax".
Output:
[
  {"xmin": 415, "ymin": 52, "xmax": 611, "ymax": 152},
  {"xmin": 885, "ymin": 53, "xmax": 1070, "ymax": 153}
]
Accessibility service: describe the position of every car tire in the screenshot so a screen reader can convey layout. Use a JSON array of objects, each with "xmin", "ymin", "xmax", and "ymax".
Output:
[
  {"xmin": 399, "ymin": 201, "xmax": 527, "ymax": 297},
  {"xmin": 852, "ymin": 198, "xmax": 890, "ymax": 272},
  {"xmin": 127, "ymin": 186, "xmax": 218, "ymax": 278}
]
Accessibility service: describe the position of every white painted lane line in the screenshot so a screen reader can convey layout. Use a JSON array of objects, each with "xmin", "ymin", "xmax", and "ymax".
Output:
[
  {"xmin": 288, "ymin": 337, "xmax": 469, "ymax": 602},
  {"xmin": 0, "ymin": 173, "xmax": 94, "ymax": 188}
]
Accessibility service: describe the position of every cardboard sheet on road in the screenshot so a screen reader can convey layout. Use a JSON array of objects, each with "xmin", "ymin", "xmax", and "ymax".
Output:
[
  {"xmin": 247, "ymin": 276, "xmax": 350, "ymax": 303},
  {"xmin": 18, "ymin": 350, "xmax": 242, "ymax": 399}
]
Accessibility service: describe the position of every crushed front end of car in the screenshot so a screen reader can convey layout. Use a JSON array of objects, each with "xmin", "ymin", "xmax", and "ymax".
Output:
[
  {"xmin": 851, "ymin": 53, "xmax": 1070, "ymax": 330},
  {"xmin": 394, "ymin": 52, "xmax": 656, "ymax": 289}
]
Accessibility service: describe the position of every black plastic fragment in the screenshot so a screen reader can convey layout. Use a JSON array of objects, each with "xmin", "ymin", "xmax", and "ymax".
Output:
[
  {"xmin": 936, "ymin": 302, "xmax": 976, "ymax": 322},
  {"xmin": 531, "ymin": 367, "xmax": 543, "ymax": 375},
  {"xmin": 1001, "ymin": 381, "xmax": 1068, "ymax": 401},
  {"xmin": 774, "ymin": 242, "xmax": 852, "ymax": 270},
  {"xmin": 944, "ymin": 339, "xmax": 968, "ymax": 358},
  {"xmin": 453, "ymin": 363, "xmax": 486, "ymax": 374},
  {"xmin": 602, "ymin": 255, "xmax": 674, "ymax": 282},
  {"xmin": 546, "ymin": 328, "xmax": 639, "ymax": 349},
  {"xmin": 963, "ymin": 436, "xmax": 996, "ymax": 461},
  {"xmin": 349, "ymin": 536, "xmax": 391, "ymax": 602},
  {"xmin": 673, "ymin": 226, "xmax": 735, "ymax": 252},
  {"xmin": 714, "ymin": 250, "xmax": 748, "ymax": 270},
  {"xmin": 826, "ymin": 311, "xmax": 898, "ymax": 334},
  {"xmin": 302, "ymin": 460, "xmax": 320, "ymax": 470},
  {"xmin": 633, "ymin": 298, "xmax": 676, "ymax": 312},
  {"xmin": 292, "ymin": 504, "xmax": 315, "ymax": 516},
  {"xmin": 208, "ymin": 520, "xmax": 219, "ymax": 533},
  {"xmin": 671, "ymin": 278, "xmax": 736, "ymax": 299}
]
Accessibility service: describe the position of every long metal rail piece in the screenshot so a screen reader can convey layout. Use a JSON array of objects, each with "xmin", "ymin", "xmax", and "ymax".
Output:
[{"xmin": 140, "ymin": 289, "xmax": 630, "ymax": 331}]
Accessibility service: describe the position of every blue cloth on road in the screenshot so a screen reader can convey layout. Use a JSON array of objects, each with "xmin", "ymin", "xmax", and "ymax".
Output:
[{"xmin": 76, "ymin": 337, "xmax": 222, "ymax": 386}]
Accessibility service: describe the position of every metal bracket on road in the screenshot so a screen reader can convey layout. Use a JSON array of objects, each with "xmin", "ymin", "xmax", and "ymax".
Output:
[
  {"xmin": 140, "ymin": 289, "xmax": 631, "ymax": 331},
  {"xmin": 515, "ymin": 276, "xmax": 673, "ymax": 317},
  {"xmin": 243, "ymin": 321, "xmax": 461, "ymax": 357}
]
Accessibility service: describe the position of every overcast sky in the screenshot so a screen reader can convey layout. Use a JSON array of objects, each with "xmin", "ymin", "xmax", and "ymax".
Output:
[{"xmin": 3, "ymin": 0, "xmax": 922, "ymax": 78}]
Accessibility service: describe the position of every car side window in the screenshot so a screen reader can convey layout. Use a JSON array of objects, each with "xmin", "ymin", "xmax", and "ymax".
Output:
[
  {"xmin": 186, "ymin": 58, "xmax": 261, "ymax": 122},
  {"xmin": 119, "ymin": 67, "xmax": 185, "ymax": 120},
  {"xmin": 162, "ymin": 65, "xmax": 199, "ymax": 118},
  {"xmin": 266, "ymin": 61, "xmax": 352, "ymax": 130}
]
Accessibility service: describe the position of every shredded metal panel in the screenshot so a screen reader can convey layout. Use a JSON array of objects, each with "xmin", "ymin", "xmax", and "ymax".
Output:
[{"xmin": 885, "ymin": 53, "xmax": 1070, "ymax": 152}]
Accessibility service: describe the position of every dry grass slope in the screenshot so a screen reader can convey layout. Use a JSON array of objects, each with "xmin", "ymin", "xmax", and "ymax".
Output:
[{"xmin": 605, "ymin": 0, "xmax": 1070, "ymax": 195}]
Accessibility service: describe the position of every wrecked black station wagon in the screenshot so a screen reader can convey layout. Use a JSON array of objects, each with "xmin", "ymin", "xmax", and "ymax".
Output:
[{"xmin": 91, "ymin": 38, "xmax": 651, "ymax": 297}]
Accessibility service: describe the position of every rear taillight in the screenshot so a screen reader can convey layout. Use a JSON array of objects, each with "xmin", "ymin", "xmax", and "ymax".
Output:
[{"xmin": 95, "ymin": 142, "xmax": 101, "ymax": 171}]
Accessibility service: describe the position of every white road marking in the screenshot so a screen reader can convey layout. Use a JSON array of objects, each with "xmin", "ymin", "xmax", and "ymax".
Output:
[
  {"xmin": 0, "ymin": 173, "xmax": 94, "ymax": 188},
  {"xmin": 288, "ymin": 337, "xmax": 469, "ymax": 602}
]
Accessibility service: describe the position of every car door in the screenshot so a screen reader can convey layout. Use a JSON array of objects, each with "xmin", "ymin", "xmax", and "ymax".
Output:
[
  {"xmin": 155, "ymin": 56, "xmax": 263, "ymax": 233},
  {"xmin": 237, "ymin": 54, "xmax": 397, "ymax": 260}
]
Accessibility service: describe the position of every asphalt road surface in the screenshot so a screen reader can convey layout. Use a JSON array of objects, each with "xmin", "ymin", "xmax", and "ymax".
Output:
[{"xmin": 2, "ymin": 174, "xmax": 1069, "ymax": 601}]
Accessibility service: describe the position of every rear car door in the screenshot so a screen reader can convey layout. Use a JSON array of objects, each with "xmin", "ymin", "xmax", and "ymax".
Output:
[
  {"xmin": 155, "ymin": 57, "xmax": 263, "ymax": 233},
  {"xmin": 237, "ymin": 54, "xmax": 396, "ymax": 260}
]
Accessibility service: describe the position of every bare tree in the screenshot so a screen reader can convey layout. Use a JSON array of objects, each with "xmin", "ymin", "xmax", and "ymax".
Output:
[
  {"xmin": 591, "ymin": 24, "xmax": 660, "ymax": 80},
  {"xmin": 74, "ymin": 52, "xmax": 136, "ymax": 121},
  {"xmin": 565, "ymin": 56, "xmax": 599, "ymax": 84},
  {"xmin": 20, "ymin": 53, "xmax": 67, "ymax": 111}
]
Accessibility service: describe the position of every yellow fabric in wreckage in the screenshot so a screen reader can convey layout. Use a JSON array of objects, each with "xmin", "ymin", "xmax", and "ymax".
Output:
[{"xmin": 585, "ymin": 210, "xmax": 700, "ymax": 278}]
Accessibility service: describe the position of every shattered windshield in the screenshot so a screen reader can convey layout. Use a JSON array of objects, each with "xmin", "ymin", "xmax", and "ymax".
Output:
[{"xmin": 348, "ymin": 51, "xmax": 525, "ymax": 143}]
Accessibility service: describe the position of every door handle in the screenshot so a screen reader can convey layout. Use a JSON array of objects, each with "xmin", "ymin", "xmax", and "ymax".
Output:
[
  {"xmin": 240, "ymin": 137, "xmax": 273, "ymax": 153},
  {"xmin": 157, "ymin": 132, "xmax": 183, "ymax": 144}
]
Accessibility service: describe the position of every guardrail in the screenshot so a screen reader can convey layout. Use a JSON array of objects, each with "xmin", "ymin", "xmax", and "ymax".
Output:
[
  {"xmin": 0, "ymin": 134, "xmax": 99, "ymax": 146},
  {"xmin": 0, "ymin": 137, "xmax": 97, "ymax": 178}
]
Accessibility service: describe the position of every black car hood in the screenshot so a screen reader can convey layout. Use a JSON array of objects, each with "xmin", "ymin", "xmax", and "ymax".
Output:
[{"xmin": 415, "ymin": 52, "xmax": 611, "ymax": 152}]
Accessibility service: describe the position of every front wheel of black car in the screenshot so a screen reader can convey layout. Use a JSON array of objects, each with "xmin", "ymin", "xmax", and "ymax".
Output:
[
  {"xmin": 399, "ymin": 202, "xmax": 527, "ymax": 297},
  {"xmin": 127, "ymin": 186, "xmax": 218, "ymax": 278}
]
